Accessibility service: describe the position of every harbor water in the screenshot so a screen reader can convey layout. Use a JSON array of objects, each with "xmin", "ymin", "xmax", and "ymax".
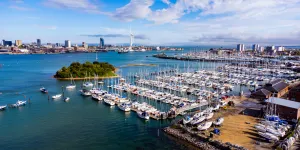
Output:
[{"xmin": 0, "ymin": 50, "xmax": 213, "ymax": 150}]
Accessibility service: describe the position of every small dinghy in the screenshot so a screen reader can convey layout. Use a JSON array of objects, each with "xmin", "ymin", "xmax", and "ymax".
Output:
[
  {"xmin": 64, "ymin": 97, "xmax": 70, "ymax": 102},
  {"xmin": 183, "ymin": 116, "xmax": 192, "ymax": 124},
  {"xmin": 213, "ymin": 117, "xmax": 224, "ymax": 126},
  {"xmin": 52, "ymin": 94, "xmax": 62, "ymax": 99}
]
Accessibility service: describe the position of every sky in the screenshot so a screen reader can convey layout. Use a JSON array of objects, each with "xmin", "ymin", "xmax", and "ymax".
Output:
[{"xmin": 1, "ymin": 0, "xmax": 300, "ymax": 46}]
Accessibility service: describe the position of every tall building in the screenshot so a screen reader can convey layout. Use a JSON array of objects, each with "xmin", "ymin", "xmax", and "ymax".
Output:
[
  {"xmin": 277, "ymin": 46, "xmax": 285, "ymax": 51},
  {"xmin": 15, "ymin": 40, "xmax": 22, "ymax": 46},
  {"xmin": 252, "ymin": 44, "xmax": 259, "ymax": 51},
  {"xmin": 37, "ymin": 39, "xmax": 41, "ymax": 47},
  {"xmin": 56, "ymin": 43, "xmax": 61, "ymax": 47},
  {"xmin": 259, "ymin": 47, "xmax": 264, "ymax": 52},
  {"xmin": 1, "ymin": 39, "xmax": 4, "ymax": 46},
  {"xmin": 65, "ymin": 40, "xmax": 71, "ymax": 48},
  {"xmin": 82, "ymin": 42, "xmax": 88, "ymax": 49},
  {"xmin": 237, "ymin": 44, "xmax": 245, "ymax": 51},
  {"xmin": 99, "ymin": 38, "xmax": 104, "ymax": 48},
  {"xmin": 265, "ymin": 46, "xmax": 276, "ymax": 55},
  {"xmin": 2, "ymin": 40, "xmax": 12, "ymax": 46}
]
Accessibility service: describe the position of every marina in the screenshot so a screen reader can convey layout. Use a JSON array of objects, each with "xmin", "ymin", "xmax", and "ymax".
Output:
[{"xmin": 0, "ymin": 50, "xmax": 300, "ymax": 150}]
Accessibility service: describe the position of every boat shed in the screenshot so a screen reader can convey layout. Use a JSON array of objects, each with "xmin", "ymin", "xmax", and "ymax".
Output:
[
  {"xmin": 266, "ymin": 97, "xmax": 300, "ymax": 120},
  {"xmin": 251, "ymin": 79, "xmax": 289, "ymax": 100}
]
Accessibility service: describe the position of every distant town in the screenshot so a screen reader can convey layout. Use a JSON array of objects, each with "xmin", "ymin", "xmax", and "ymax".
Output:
[{"xmin": 0, "ymin": 38, "xmax": 184, "ymax": 54}]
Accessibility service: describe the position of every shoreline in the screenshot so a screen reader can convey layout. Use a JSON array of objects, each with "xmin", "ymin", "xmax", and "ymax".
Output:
[{"xmin": 54, "ymin": 75, "xmax": 120, "ymax": 80}]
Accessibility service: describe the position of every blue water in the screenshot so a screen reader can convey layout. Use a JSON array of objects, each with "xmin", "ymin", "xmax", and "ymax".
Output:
[{"xmin": 0, "ymin": 50, "xmax": 215, "ymax": 150}]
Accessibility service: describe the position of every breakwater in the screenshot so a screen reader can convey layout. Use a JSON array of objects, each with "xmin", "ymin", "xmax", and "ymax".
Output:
[{"xmin": 153, "ymin": 54, "xmax": 266, "ymax": 63}]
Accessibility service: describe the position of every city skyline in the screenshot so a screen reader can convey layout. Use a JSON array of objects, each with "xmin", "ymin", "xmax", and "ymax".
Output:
[{"xmin": 1, "ymin": 0, "xmax": 300, "ymax": 46}]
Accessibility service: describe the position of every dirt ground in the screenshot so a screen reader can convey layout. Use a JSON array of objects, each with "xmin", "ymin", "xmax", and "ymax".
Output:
[{"xmin": 213, "ymin": 114, "xmax": 259, "ymax": 150}]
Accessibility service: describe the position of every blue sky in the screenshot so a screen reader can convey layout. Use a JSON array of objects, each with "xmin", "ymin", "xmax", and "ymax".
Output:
[{"xmin": 1, "ymin": 0, "xmax": 300, "ymax": 46}]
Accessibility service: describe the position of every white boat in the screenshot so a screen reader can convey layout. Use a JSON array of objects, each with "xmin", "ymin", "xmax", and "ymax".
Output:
[
  {"xmin": 52, "ymin": 94, "xmax": 62, "ymax": 99},
  {"xmin": 118, "ymin": 103, "xmax": 131, "ymax": 112},
  {"xmin": 66, "ymin": 74, "xmax": 76, "ymax": 89},
  {"xmin": 205, "ymin": 112, "xmax": 214, "ymax": 119},
  {"xmin": 64, "ymin": 97, "xmax": 70, "ymax": 102},
  {"xmin": 258, "ymin": 132, "xmax": 279, "ymax": 141},
  {"xmin": 183, "ymin": 116, "xmax": 192, "ymax": 124},
  {"xmin": 137, "ymin": 111, "xmax": 150, "ymax": 120},
  {"xmin": 83, "ymin": 82, "xmax": 93, "ymax": 88},
  {"xmin": 213, "ymin": 117, "xmax": 224, "ymax": 126},
  {"xmin": 190, "ymin": 116, "xmax": 206, "ymax": 125},
  {"xmin": 0, "ymin": 105, "xmax": 7, "ymax": 110},
  {"xmin": 15, "ymin": 100, "xmax": 26, "ymax": 107},
  {"xmin": 197, "ymin": 121, "xmax": 213, "ymax": 130},
  {"xmin": 80, "ymin": 89, "xmax": 91, "ymax": 96},
  {"xmin": 103, "ymin": 98, "xmax": 115, "ymax": 106},
  {"xmin": 40, "ymin": 87, "xmax": 48, "ymax": 93}
]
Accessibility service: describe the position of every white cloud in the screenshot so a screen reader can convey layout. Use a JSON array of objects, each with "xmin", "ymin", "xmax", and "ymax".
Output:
[
  {"xmin": 161, "ymin": 0, "xmax": 171, "ymax": 5},
  {"xmin": 43, "ymin": 0, "xmax": 104, "ymax": 14},
  {"xmin": 112, "ymin": 0, "xmax": 154, "ymax": 22}
]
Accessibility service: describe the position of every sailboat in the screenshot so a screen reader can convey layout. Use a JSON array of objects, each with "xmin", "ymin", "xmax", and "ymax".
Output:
[
  {"xmin": 137, "ymin": 110, "xmax": 150, "ymax": 120},
  {"xmin": 197, "ymin": 121, "xmax": 213, "ymax": 130},
  {"xmin": 66, "ymin": 74, "xmax": 76, "ymax": 89}
]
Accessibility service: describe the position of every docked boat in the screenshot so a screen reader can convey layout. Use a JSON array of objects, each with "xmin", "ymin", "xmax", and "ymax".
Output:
[
  {"xmin": 190, "ymin": 116, "xmax": 206, "ymax": 125},
  {"xmin": 118, "ymin": 103, "xmax": 131, "ymax": 112},
  {"xmin": 52, "ymin": 94, "xmax": 62, "ymax": 99},
  {"xmin": 66, "ymin": 74, "xmax": 76, "ymax": 89},
  {"xmin": 183, "ymin": 116, "xmax": 192, "ymax": 124},
  {"xmin": 92, "ymin": 94, "xmax": 103, "ymax": 101},
  {"xmin": 213, "ymin": 117, "xmax": 224, "ymax": 126},
  {"xmin": 83, "ymin": 82, "xmax": 93, "ymax": 88},
  {"xmin": 258, "ymin": 132, "xmax": 279, "ymax": 141},
  {"xmin": 197, "ymin": 121, "xmax": 213, "ymax": 130},
  {"xmin": 80, "ymin": 89, "xmax": 91, "ymax": 96},
  {"xmin": 0, "ymin": 105, "xmax": 7, "ymax": 110},
  {"xmin": 103, "ymin": 98, "xmax": 115, "ymax": 106},
  {"xmin": 137, "ymin": 111, "xmax": 150, "ymax": 120},
  {"xmin": 40, "ymin": 87, "xmax": 48, "ymax": 93},
  {"xmin": 64, "ymin": 97, "xmax": 70, "ymax": 102}
]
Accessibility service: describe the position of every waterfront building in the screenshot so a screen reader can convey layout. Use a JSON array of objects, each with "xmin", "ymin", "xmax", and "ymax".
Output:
[
  {"xmin": 3, "ymin": 40, "xmax": 12, "ymax": 46},
  {"xmin": 266, "ymin": 46, "xmax": 276, "ymax": 55},
  {"xmin": 259, "ymin": 47, "xmax": 264, "ymax": 52},
  {"xmin": 277, "ymin": 46, "xmax": 285, "ymax": 51},
  {"xmin": 252, "ymin": 44, "xmax": 259, "ymax": 51},
  {"xmin": 56, "ymin": 43, "xmax": 61, "ymax": 47},
  {"xmin": 65, "ymin": 40, "xmax": 71, "ymax": 48},
  {"xmin": 251, "ymin": 79, "xmax": 289, "ymax": 100},
  {"xmin": 15, "ymin": 40, "xmax": 22, "ymax": 46},
  {"xmin": 1, "ymin": 39, "xmax": 3, "ymax": 46},
  {"xmin": 266, "ymin": 97, "xmax": 300, "ymax": 120},
  {"xmin": 288, "ymin": 84, "xmax": 300, "ymax": 102},
  {"xmin": 37, "ymin": 39, "xmax": 41, "ymax": 47},
  {"xmin": 237, "ymin": 44, "xmax": 245, "ymax": 51},
  {"xmin": 100, "ymin": 38, "xmax": 104, "ymax": 48},
  {"xmin": 82, "ymin": 42, "xmax": 88, "ymax": 49}
]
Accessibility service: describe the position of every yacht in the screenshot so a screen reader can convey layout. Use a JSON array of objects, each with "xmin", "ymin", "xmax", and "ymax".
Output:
[
  {"xmin": 40, "ymin": 87, "xmax": 48, "ymax": 93},
  {"xmin": 66, "ymin": 74, "xmax": 76, "ymax": 89},
  {"xmin": 197, "ymin": 121, "xmax": 213, "ymax": 130},
  {"xmin": 83, "ymin": 82, "xmax": 93, "ymax": 88},
  {"xmin": 80, "ymin": 89, "xmax": 91, "ymax": 96},
  {"xmin": 52, "ymin": 94, "xmax": 62, "ymax": 99},
  {"xmin": 12, "ymin": 100, "xmax": 26, "ymax": 107},
  {"xmin": 103, "ymin": 96, "xmax": 115, "ymax": 106},
  {"xmin": 137, "ymin": 111, "xmax": 150, "ymax": 120},
  {"xmin": 118, "ymin": 102, "xmax": 131, "ymax": 112},
  {"xmin": 0, "ymin": 105, "xmax": 7, "ymax": 110}
]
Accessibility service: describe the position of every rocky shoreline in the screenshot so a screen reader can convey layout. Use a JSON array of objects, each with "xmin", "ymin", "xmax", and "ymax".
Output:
[
  {"xmin": 164, "ymin": 126, "xmax": 247, "ymax": 150},
  {"xmin": 54, "ymin": 75, "xmax": 120, "ymax": 80}
]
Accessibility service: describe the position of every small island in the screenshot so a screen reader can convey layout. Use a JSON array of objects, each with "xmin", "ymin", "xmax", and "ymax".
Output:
[{"xmin": 54, "ymin": 61, "xmax": 118, "ymax": 80}]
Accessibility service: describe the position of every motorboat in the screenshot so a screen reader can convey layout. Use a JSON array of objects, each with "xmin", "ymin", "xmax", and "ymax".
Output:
[
  {"xmin": 12, "ymin": 100, "xmax": 27, "ymax": 107},
  {"xmin": 40, "ymin": 87, "xmax": 48, "ymax": 93},
  {"xmin": 137, "ymin": 111, "xmax": 150, "ymax": 120},
  {"xmin": 197, "ymin": 121, "xmax": 213, "ymax": 130},
  {"xmin": 92, "ymin": 94, "xmax": 102, "ymax": 101},
  {"xmin": 103, "ymin": 98, "xmax": 115, "ymax": 106},
  {"xmin": 213, "ymin": 117, "xmax": 224, "ymax": 126},
  {"xmin": 118, "ymin": 103, "xmax": 131, "ymax": 112},
  {"xmin": 64, "ymin": 97, "xmax": 70, "ymax": 102},
  {"xmin": 183, "ymin": 116, "xmax": 192, "ymax": 124},
  {"xmin": 52, "ymin": 94, "xmax": 62, "ymax": 99},
  {"xmin": 0, "ymin": 105, "xmax": 7, "ymax": 110},
  {"xmin": 66, "ymin": 84, "xmax": 76, "ymax": 89},
  {"xmin": 80, "ymin": 89, "xmax": 91, "ymax": 96}
]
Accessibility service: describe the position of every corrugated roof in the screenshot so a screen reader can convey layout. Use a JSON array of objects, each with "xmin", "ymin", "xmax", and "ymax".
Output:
[
  {"xmin": 252, "ymin": 89, "xmax": 272, "ymax": 96},
  {"xmin": 266, "ymin": 97, "xmax": 300, "ymax": 109},
  {"xmin": 264, "ymin": 80, "xmax": 289, "ymax": 92}
]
